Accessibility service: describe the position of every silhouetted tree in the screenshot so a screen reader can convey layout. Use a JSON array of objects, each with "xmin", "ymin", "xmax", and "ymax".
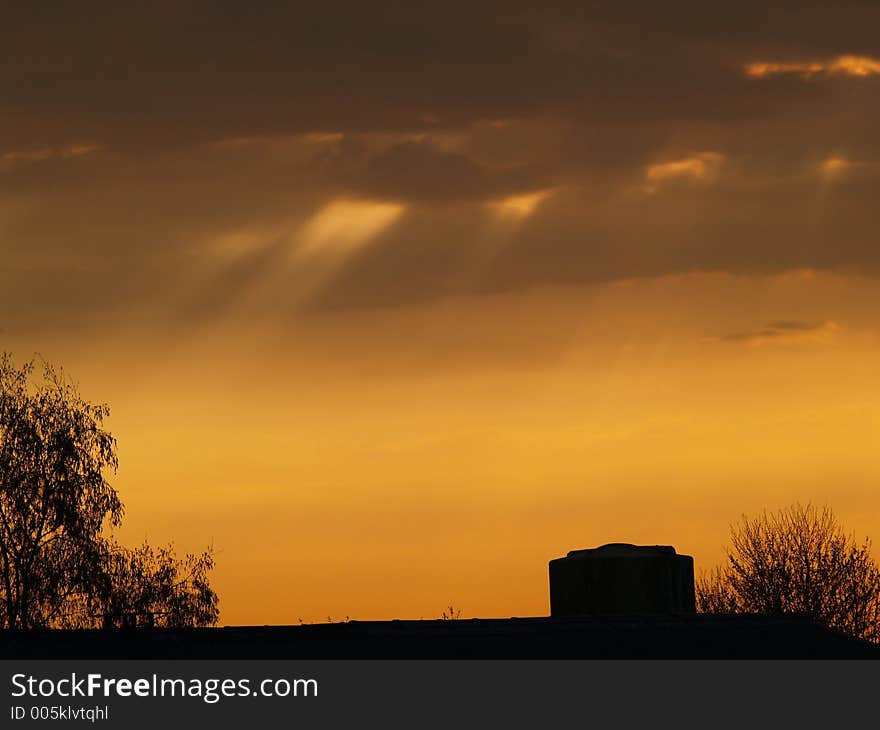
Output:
[
  {"xmin": 0, "ymin": 352, "xmax": 218, "ymax": 629},
  {"xmin": 89, "ymin": 541, "xmax": 219, "ymax": 628},
  {"xmin": 697, "ymin": 503, "xmax": 880, "ymax": 642},
  {"xmin": 0, "ymin": 353, "xmax": 121, "ymax": 628}
]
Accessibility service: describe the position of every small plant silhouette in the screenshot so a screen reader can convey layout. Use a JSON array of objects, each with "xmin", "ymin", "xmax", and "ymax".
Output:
[{"xmin": 440, "ymin": 605, "xmax": 462, "ymax": 620}]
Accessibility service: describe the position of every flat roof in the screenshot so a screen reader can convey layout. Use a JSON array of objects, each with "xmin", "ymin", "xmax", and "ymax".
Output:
[{"xmin": 2, "ymin": 614, "xmax": 877, "ymax": 659}]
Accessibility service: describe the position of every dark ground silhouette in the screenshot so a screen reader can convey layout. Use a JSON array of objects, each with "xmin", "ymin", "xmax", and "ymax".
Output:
[{"xmin": 2, "ymin": 613, "xmax": 877, "ymax": 659}]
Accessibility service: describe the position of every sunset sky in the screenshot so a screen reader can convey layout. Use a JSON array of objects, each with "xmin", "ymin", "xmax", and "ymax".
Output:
[{"xmin": 3, "ymin": 2, "xmax": 880, "ymax": 624}]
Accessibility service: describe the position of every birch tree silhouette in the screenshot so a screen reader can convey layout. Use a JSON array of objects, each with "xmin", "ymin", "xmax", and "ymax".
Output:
[{"xmin": 0, "ymin": 352, "xmax": 218, "ymax": 629}]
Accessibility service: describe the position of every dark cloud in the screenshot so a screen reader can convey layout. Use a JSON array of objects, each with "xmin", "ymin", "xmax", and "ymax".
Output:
[
  {"xmin": 717, "ymin": 320, "xmax": 839, "ymax": 345},
  {"xmin": 766, "ymin": 321, "xmax": 827, "ymax": 331},
  {"xmin": 318, "ymin": 139, "xmax": 548, "ymax": 203},
  {"xmin": 2, "ymin": 1, "xmax": 880, "ymax": 328},
  {"xmin": 310, "ymin": 169, "xmax": 880, "ymax": 310},
  {"xmin": 3, "ymin": 1, "xmax": 880, "ymax": 147}
]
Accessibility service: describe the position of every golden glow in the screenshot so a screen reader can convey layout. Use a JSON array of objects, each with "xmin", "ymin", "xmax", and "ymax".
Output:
[
  {"xmin": 304, "ymin": 132, "xmax": 344, "ymax": 143},
  {"xmin": 8, "ymin": 271, "xmax": 859, "ymax": 625},
  {"xmin": 1, "ymin": 143, "xmax": 100, "ymax": 168},
  {"xmin": 746, "ymin": 54, "xmax": 880, "ymax": 79},
  {"xmin": 297, "ymin": 199, "xmax": 405, "ymax": 256},
  {"xmin": 644, "ymin": 152, "xmax": 723, "ymax": 188},
  {"xmin": 822, "ymin": 156, "xmax": 851, "ymax": 173},
  {"xmin": 488, "ymin": 189, "xmax": 554, "ymax": 220},
  {"xmin": 830, "ymin": 55, "xmax": 880, "ymax": 76},
  {"xmin": 745, "ymin": 61, "xmax": 825, "ymax": 79},
  {"xmin": 60, "ymin": 143, "xmax": 101, "ymax": 158},
  {"xmin": 820, "ymin": 156, "xmax": 855, "ymax": 180},
  {"xmin": 819, "ymin": 156, "xmax": 878, "ymax": 180},
  {"xmin": 2, "ymin": 147, "xmax": 53, "ymax": 163}
]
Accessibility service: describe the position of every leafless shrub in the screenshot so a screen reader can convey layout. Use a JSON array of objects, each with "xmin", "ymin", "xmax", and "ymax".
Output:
[{"xmin": 697, "ymin": 504, "xmax": 880, "ymax": 642}]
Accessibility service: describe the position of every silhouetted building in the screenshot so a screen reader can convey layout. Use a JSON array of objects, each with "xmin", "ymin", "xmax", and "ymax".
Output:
[{"xmin": 549, "ymin": 544, "xmax": 695, "ymax": 616}]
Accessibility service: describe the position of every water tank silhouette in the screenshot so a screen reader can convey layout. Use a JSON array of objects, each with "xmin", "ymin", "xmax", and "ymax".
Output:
[{"xmin": 549, "ymin": 543, "xmax": 695, "ymax": 615}]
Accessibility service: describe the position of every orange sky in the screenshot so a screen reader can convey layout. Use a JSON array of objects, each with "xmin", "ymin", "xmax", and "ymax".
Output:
[
  {"xmin": 3, "ymin": 3, "xmax": 880, "ymax": 623},
  {"xmin": 7, "ymin": 271, "xmax": 880, "ymax": 623}
]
